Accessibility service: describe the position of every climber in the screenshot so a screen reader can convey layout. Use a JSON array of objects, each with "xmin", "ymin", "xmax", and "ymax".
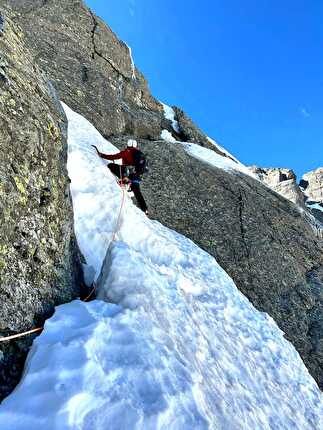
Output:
[{"xmin": 92, "ymin": 139, "xmax": 148, "ymax": 214}]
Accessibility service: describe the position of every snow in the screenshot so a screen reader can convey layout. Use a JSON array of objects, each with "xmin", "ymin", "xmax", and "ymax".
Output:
[
  {"xmin": 126, "ymin": 43, "xmax": 136, "ymax": 80},
  {"xmin": 159, "ymin": 116, "xmax": 257, "ymax": 180},
  {"xmin": 160, "ymin": 102, "xmax": 240, "ymax": 167},
  {"xmin": 161, "ymin": 102, "xmax": 180, "ymax": 133},
  {"xmin": 183, "ymin": 142, "xmax": 258, "ymax": 179},
  {"xmin": 64, "ymin": 104, "xmax": 123, "ymax": 283},
  {"xmin": 160, "ymin": 129, "xmax": 177, "ymax": 143},
  {"xmin": 0, "ymin": 105, "xmax": 322, "ymax": 429},
  {"xmin": 307, "ymin": 202, "xmax": 323, "ymax": 213},
  {"xmin": 206, "ymin": 136, "xmax": 240, "ymax": 163}
]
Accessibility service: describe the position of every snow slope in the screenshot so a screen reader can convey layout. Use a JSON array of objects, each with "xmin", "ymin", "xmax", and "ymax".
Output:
[{"xmin": 0, "ymin": 105, "xmax": 322, "ymax": 429}]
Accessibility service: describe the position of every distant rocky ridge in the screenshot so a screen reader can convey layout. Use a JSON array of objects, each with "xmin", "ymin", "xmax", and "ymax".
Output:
[
  {"xmin": 301, "ymin": 168, "xmax": 323, "ymax": 223},
  {"xmin": 248, "ymin": 166, "xmax": 306, "ymax": 208},
  {"xmin": 1, "ymin": 0, "xmax": 323, "ymax": 396},
  {"xmin": 301, "ymin": 168, "xmax": 323, "ymax": 203},
  {"xmin": 249, "ymin": 166, "xmax": 323, "ymax": 225}
]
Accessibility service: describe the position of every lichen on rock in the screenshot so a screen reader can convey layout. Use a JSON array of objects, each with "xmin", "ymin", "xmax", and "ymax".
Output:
[{"xmin": 0, "ymin": 6, "xmax": 83, "ymax": 400}]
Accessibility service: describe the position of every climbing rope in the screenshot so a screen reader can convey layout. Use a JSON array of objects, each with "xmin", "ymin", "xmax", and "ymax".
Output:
[
  {"xmin": 0, "ymin": 186, "xmax": 127, "ymax": 342},
  {"xmin": 0, "ymin": 327, "xmax": 43, "ymax": 343}
]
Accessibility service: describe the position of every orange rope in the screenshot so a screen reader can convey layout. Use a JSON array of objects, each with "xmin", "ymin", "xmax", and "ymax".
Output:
[
  {"xmin": 0, "ymin": 327, "xmax": 43, "ymax": 343},
  {"xmin": 82, "ymin": 281, "xmax": 98, "ymax": 302},
  {"xmin": 0, "ymin": 187, "xmax": 127, "ymax": 341}
]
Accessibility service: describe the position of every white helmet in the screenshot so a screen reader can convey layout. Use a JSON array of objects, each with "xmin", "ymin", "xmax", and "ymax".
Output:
[{"xmin": 127, "ymin": 139, "xmax": 138, "ymax": 148}]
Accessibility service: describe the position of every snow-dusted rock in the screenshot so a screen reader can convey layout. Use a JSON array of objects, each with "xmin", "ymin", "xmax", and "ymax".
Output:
[{"xmin": 301, "ymin": 169, "xmax": 323, "ymax": 223}]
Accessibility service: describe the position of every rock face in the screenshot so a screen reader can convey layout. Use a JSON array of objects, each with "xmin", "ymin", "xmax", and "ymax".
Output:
[
  {"xmin": 301, "ymin": 169, "xmax": 323, "ymax": 223},
  {"xmin": 301, "ymin": 168, "xmax": 323, "ymax": 204},
  {"xmin": 6, "ymin": 0, "xmax": 171, "ymax": 140},
  {"xmin": 249, "ymin": 166, "xmax": 323, "ymax": 225},
  {"xmin": 0, "ymin": 7, "xmax": 82, "ymax": 400},
  {"xmin": 249, "ymin": 166, "xmax": 306, "ymax": 208},
  {"xmin": 4, "ymin": 0, "xmax": 323, "ymax": 391}
]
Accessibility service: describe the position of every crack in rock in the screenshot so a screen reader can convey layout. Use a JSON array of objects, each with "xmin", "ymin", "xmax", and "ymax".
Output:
[
  {"xmin": 88, "ymin": 9, "xmax": 130, "ymax": 81},
  {"xmin": 238, "ymin": 190, "xmax": 250, "ymax": 258}
]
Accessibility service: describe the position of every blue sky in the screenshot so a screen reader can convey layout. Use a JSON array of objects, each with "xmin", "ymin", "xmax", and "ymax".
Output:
[{"xmin": 86, "ymin": 0, "xmax": 322, "ymax": 178}]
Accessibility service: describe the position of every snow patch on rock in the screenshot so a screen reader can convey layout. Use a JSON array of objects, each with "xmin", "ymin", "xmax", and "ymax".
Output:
[
  {"xmin": 183, "ymin": 142, "xmax": 258, "ymax": 180},
  {"xmin": 161, "ymin": 129, "xmax": 177, "ymax": 143},
  {"xmin": 307, "ymin": 202, "xmax": 323, "ymax": 212},
  {"xmin": 161, "ymin": 102, "xmax": 180, "ymax": 133},
  {"xmin": 126, "ymin": 43, "xmax": 136, "ymax": 80},
  {"xmin": 206, "ymin": 136, "xmax": 240, "ymax": 163}
]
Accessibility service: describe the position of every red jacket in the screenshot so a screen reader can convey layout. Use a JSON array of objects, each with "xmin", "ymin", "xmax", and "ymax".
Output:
[{"xmin": 99, "ymin": 147, "xmax": 137, "ymax": 166}]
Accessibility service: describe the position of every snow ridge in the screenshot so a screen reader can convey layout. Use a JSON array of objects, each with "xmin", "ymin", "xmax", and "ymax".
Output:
[
  {"xmin": 159, "ymin": 129, "xmax": 258, "ymax": 180},
  {"xmin": 182, "ymin": 142, "xmax": 258, "ymax": 179},
  {"xmin": 206, "ymin": 136, "xmax": 240, "ymax": 163}
]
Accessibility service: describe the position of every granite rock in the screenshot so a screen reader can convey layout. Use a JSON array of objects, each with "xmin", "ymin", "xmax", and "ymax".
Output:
[
  {"xmin": 6, "ymin": 0, "xmax": 170, "ymax": 140},
  {"xmin": 0, "ymin": 6, "xmax": 83, "ymax": 400}
]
